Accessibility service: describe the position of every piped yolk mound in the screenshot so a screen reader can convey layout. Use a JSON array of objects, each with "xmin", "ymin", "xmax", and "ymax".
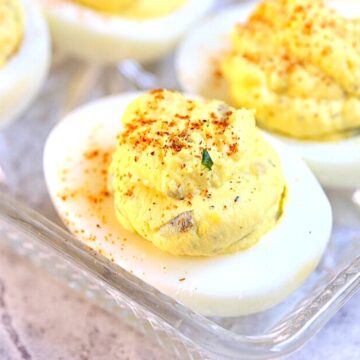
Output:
[
  {"xmin": 0, "ymin": 0, "xmax": 24, "ymax": 68},
  {"xmin": 221, "ymin": 0, "xmax": 360, "ymax": 140},
  {"xmin": 109, "ymin": 90, "xmax": 285, "ymax": 256},
  {"xmin": 72, "ymin": 0, "xmax": 188, "ymax": 19}
]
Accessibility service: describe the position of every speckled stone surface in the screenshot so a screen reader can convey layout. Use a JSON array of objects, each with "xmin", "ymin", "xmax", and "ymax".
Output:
[
  {"xmin": 0, "ymin": 244, "xmax": 169, "ymax": 360},
  {"xmin": 0, "ymin": 242, "xmax": 359, "ymax": 360}
]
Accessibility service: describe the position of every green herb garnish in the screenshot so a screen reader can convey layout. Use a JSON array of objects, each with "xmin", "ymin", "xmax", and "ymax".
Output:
[{"xmin": 201, "ymin": 149, "xmax": 213, "ymax": 170}]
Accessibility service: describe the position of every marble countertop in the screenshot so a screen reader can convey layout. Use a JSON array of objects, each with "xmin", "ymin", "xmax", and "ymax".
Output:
[{"xmin": 0, "ymin": 243, "xmax": 359, "ymax": 360}]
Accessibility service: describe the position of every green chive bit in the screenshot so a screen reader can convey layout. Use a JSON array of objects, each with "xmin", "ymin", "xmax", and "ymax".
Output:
[{"xmin": 201, "ymin": 149, "xmax": 213, "ymax": 170}]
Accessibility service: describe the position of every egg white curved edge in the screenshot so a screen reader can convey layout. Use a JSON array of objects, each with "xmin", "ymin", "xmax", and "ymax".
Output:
[
  {"xmin": 176, "ymin": 2, "xmax": 257, "ymax": 104},
  {"xmin": 269, "ymin": 134, "xmax": 360, "ymax": 189},
  {"xmin": 176, "ymin": 3, "xmax": 360, "ymax": 189},
  {"xmin": 43, "ymin": 92, "xmax": 332, "ymax": 317},
  {"xmin": 41, "ymin": 0, "xmax": 215, "ymax": 63},
  {"xmin": 0, "ymin": 0, "xmax": 50, "ymax": 128}
]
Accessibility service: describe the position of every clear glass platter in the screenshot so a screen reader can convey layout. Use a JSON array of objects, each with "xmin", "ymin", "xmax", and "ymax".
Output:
[{"xmin": 0, "ymin": 48, "xmax": 360, "ymax": 359}]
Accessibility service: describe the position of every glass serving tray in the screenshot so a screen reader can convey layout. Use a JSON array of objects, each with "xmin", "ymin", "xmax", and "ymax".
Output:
[{"xmin": 1, "ymin": 48, "xmax": 360, "ymax": 359}]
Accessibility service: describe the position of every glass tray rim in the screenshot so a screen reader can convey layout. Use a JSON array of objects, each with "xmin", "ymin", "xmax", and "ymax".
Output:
[{"xmin": 1, "ymin": 190, "xmax": 360, "ymax": 359}]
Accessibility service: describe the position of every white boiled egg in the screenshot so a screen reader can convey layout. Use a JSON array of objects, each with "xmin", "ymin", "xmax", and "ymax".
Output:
[
  {"xmin": 0, "ymin": 0, "xmax": 50, "ymax": 127},
  {"xmin": 43, "ymin": 92, "xmax": 332, "ymax": 317},
  {"xmin": 326, "ymin": 0, "xmax": 360, "ymax": 18},
  {"xmin": 40, "ymin": 0, "xmax": 215, "ymax": 64},
  {"xmin": 176, "ymin": 3, "xmax": 360, "ymax": 189}
]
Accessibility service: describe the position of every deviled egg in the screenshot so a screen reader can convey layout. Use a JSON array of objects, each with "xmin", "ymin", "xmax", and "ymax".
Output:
[
  {"xmin": 41, "ymin": 0, "xmax": 215, "ymax": 63},
  {"xmin": 0, "ymin": 0, "xmax": 50, "ymax": 127},
  {"xmin": 44, "ymin": 90, "xmax": 332, "ymax": 316},
  {"xmin": 176, "ymin": 0, "xmax": 360, "ymax": 188}
]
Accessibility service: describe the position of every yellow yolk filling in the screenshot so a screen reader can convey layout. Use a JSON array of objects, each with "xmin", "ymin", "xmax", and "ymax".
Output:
[
  {"xmin": 72, "ymin": 0, "xmax": 188, "ymax": 19},
  {"xmin": 109, "ymin": 90, "xmax": 285, "ymax": 256},
  {"xmin": 221, "ymin": 0, "xmax": 360, "ymax": 140},
  {"xmin": 0, "ymin": 0, "xmax": 24, "ymax": 68}
]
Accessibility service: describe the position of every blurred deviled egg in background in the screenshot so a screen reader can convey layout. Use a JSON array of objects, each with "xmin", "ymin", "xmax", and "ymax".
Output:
[
  {"xmin": 0, "ymin": 0, "xmax": 50, "ymax": 127},
  {"xmin": 41, "ymin": 0, "xmax": 215, "ymax": 63},
  {"xmin": 176, "ymin": 0, "xmax": 360, "ymax": 189}
]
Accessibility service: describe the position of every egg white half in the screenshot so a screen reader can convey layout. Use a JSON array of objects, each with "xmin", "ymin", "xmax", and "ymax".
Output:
[
  {"xmin": 326, "ymin": 0, "xmax": 360, "ymax": 18},
  {"xmin": 43, "ymin": 92, "xmax": 332, "ymax": 317},
  {"xmin": 176, "ymin": 3, "xmax": 360, "ymax": 189},
  {"xmin": 41, "ymin": 0, "xmax": 214, "ymax": 64},
  {"xmin": 0, "ymin": 0, "xmax": 50, "ymax": 128}
]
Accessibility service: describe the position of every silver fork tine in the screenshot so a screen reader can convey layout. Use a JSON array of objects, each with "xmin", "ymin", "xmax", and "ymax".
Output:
[{"xmin": 118, "ymin": 60, "xmax": 161, "ymax": 90}]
